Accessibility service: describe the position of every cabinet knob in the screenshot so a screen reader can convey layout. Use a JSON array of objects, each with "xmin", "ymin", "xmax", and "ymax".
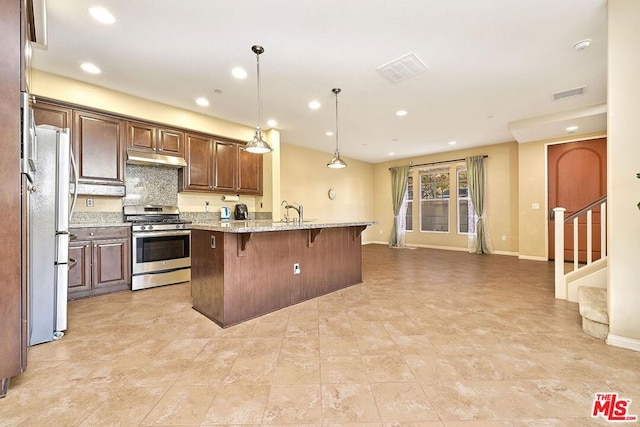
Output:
[{"xmin": 89, "ymin": 232, "xmax": 94, "ymax": 236}]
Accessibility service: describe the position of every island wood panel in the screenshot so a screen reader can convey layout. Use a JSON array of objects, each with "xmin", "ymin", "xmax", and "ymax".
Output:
[
  {"xmin": 191, "ymin": 231, "xmax": 225, "ymax": 323},
  {"xmin": 191, "ymin": 227, "xmax": 363, "ymax": 327}
]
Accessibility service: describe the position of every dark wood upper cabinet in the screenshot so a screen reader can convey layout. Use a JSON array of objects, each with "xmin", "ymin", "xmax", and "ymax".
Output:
[
  {"xmin": 126, "ymin": 120, "xmax": 156, "ymax": 152},
  {"xmin": 32, "ymin": 102, "xmax": 71, "ymax": 129},
  {"xmin": 31, "ymin": 100, "xmax": 261, "ymax": 195},
  {"xmin": 214, "ymin": 139, "xmax": 238, "ymax": 191},
  {"xmin": 238, "ymin": 146, "xmax": 263, "ymax": 195},
  {"xmin": 179, "ymin": 133, "xmax": 214, "ymax": 191},
  {"xmin": 73, "ymin": 110, "xmax": 125, "ymax": 185},
  {"xmin": 157, "ymin": 128, "xmax": 185, "ymax": 157},
  {"xmin": 127, "ymin": 121, "xmax": 185, "ymax": 158},
  {"xmin": 180, "ymin": 136, "xmax": 263, "ymax": 195}
]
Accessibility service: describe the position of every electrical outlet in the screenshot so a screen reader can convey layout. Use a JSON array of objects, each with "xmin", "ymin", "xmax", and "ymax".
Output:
[
  {"xmin": 205, "ymin": 201, "xmax": 210, "ymax": 212},
  {"xmin": 86, "ymin": 198, "xmax": 94, "ymax": 207},
  {"xmin": 293, "ymin": 263, "xmax": 301, "ymax": 275},
  {"xmin": 502, "ymin": 235, "xmax": 507, "ymax": 241}
]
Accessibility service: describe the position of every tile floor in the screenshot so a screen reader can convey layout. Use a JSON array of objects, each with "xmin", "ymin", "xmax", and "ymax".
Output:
[{"xmin": 2, "ymin": 244, "xmax": 640, "ymax": 426}]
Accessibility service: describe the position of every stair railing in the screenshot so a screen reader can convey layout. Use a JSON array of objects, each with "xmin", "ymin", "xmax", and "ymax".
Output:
[{"xmin": 553, "ymin": 195, "xmax": 607, "ymax": 299}]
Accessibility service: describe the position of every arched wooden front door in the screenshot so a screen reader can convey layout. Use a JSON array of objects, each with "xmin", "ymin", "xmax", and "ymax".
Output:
[{"xmin": 548, "ymin": 138, "xmax": 607, "ymax": 261}]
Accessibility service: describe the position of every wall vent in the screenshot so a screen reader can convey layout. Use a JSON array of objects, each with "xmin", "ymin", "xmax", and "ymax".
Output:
[
  {"xmin": 377, "ymin": 52, "xmax": 428, "ymax": 83},
  {"xmin": 553, "ymin": 86, "xmax": 586, "ymax": 101}
]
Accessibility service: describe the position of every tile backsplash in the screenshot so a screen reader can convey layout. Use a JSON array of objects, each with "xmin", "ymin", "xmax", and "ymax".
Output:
[{"xmin": 124, "ymin": 164, "xmax": 178, "ymax": 206}]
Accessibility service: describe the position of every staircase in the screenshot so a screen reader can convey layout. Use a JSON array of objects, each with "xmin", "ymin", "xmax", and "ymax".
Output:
[{"xmin": 553, "ymin": 196, "xmax": 608, "ymax": 340}]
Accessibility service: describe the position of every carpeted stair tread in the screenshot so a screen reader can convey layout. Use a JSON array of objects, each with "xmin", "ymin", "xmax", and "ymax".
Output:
[{"xmin": 577, "ymin": 286, "xmax": 609, "ymax": 324}]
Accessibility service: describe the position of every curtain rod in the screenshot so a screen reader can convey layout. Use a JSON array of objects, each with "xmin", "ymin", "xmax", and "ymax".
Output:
[{"xmin": 388, "ymin": 155, "xmax": 488, "ymax": 170}]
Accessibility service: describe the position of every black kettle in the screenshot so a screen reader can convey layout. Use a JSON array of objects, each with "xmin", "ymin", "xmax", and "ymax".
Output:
[{"xmin": 234, "ymin": 203, "xmax": 249, "ymax": 220}]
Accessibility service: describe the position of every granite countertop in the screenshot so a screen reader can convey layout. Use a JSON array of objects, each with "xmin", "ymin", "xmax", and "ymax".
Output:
[
  {"xmin": 69, "ymin": 222, "xmax": 131, "ymax": 228},
  {"xmin": 191, "ymin": 219, "xmax": 377, "ymax": 233}
]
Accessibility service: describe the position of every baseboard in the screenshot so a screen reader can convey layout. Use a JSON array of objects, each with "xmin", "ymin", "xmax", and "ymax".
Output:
[
  {"xmin": 518, "ymin": 255, "xmax": 548, "ymax": 262},
  {"xmin": 607, "ymin": 334, "xmax": 640, "ymax": 352},
  {"xmin": 366, "ymin": 240, "xmax": 388, "ymax": 245},
  {"xmin": 365, "ymin": 242, "xmax": 521, "ymax": 256},
  {"xmin": 493, "ymin": 250, "xmax": 519, "ymax": 257},
  {"xmin": 406, "ymin": 243, "xmax": 469, "ymax": 252}
]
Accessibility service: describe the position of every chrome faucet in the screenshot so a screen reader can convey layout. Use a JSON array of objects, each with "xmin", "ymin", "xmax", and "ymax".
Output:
[
  {"xmin": 285, "ymin": 203, "xmax": 304, "ymax": 224},
  {"xmin": 281, "ymin": 200, "xmax": 290, "ymax": 222}
]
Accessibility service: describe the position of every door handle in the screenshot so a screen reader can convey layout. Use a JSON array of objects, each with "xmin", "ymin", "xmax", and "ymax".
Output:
[
  {"xmin": 211, "ymin": 235, "xmax": 216, "ymax": 249},
  {"xmin": 68, "ymin": 257, "xmax": 78, "ymax": 270},
  {"xmin": 549, "ymin": 210, "xmax": 555, "ymax": 221}
]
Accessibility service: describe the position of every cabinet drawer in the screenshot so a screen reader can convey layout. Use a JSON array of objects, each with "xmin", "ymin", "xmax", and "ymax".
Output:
[{"xmin": 70, "ymin": 226, "xmax": 130, "ymax": 241}]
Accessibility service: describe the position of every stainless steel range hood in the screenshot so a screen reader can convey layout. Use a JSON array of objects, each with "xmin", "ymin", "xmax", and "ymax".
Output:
[{"xmin": 126, "ymin": 150, "xmax": 187, "ymax": 168}]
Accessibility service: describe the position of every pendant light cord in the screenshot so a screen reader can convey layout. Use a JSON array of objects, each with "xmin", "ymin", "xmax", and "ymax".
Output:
[
  {"xmin": 251, "ymin": 45, "xmax": 265, "ymax": 131},
  {"xmin": 333, "ymin": 88, "xmax": 341, "ymax": 153},
  {"xmin": 256, "ymin": 49, "xmax": 262, "ymax": 129}
]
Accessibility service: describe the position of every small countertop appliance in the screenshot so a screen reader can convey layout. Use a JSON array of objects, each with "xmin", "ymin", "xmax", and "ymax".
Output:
[
  {"xmin": 220, "ymin": 207, "xmax": 231, "ymax": 220},
  {"xmin": 234, "ymin": 203, "xmax": 248, "ymax": 220}
]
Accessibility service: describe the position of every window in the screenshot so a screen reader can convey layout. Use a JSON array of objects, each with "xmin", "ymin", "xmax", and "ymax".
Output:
[
  {"xmin": 405, "ymin": 173, "xmax": 413, "ymax": 231},
  {"xmin": 419, "ymin": 168, "xmax": 449, "ymax": 232},
  {"xmin": 457, "ymin": 167, "xmax": 475, "ymax": 234}
]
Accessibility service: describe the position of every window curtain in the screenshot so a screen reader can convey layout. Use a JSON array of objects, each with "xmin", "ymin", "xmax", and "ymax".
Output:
[
  {"xmin": 389, "ymin": 165, "xmax": 409, "ymax": 247},
  {"xmin": 466, "ymin": 156, "xmax": 492, "ymax": 254}
]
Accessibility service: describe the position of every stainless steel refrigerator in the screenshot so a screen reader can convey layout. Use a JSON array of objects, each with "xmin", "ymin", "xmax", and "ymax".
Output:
[{"xmin": 28, "ymin": 125, "xmax": 77, "ymax": 346}]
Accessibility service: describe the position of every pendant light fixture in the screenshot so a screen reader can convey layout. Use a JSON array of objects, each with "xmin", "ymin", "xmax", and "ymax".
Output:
[
  {"xmin": 246, "ymin": 45, "xmax": 273, "ymax": 154},
  {"xmin": 327, "ymin": 88, "xmax": 347, "ymax": 169}
]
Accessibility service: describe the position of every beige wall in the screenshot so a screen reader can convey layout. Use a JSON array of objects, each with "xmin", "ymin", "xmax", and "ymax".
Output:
[
  {"xmin": 279, "ymin": 143, "xmax": 375, "ymax": 243},
  {"xmin": 372, "ymin": 142, "xmax": 519, "ymax": 254},
  {"xmin": 607, "ymin": 0, "xmax": 640, "ymax": 346}
]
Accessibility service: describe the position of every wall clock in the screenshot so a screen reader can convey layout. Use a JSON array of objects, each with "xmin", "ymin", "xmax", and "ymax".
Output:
[{"xmin": 328, "ymin": 188, "xmax": 337, "ymax": 200}]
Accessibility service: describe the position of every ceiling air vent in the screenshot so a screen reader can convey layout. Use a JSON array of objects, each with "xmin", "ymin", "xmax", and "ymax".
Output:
[
  {"xmin": 377, "ymin": 52, "xmax": 428, "ymax": 83},
  {"xmin": 553, "ymin": 86, "xmax": 586, "ymax": 101}
]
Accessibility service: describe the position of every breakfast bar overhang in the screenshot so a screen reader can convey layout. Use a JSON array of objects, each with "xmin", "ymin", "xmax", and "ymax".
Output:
[{"xmin": 190, "ymin": 220, "xmax": 375, "ymax": 327}]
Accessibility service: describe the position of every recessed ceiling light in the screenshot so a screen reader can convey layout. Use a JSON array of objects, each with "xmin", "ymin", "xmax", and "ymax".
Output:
[
  {"xmin": 88, "ymin": 7, "xmax": 116, "ymax": 24},
  {"xmin": 266, "ymin": 119, "xmax": 278, "ymax": 127},
  {"xmin": 448, "ymin": 141, "xmax": 457, "ymax": 145},
  {"xmin": 566, "ymin": 125, "xmax": 579, "ymax": 132},
  {"xmin": 396, "ymin": 110, "xmax": 408, "ymax": 117},
  {"xmin": 80, "ymin": 63, "xmax": 101, "ymax": 74},
  {"xmin": 573, "ymin": 39, "xmax": 591, "ymax": 51},
  {"xmin": 214, "ymin": 89, "xmax": 222, "ymax": 94},
  {"xmin": 389, "ymin": 152, "xmax": 395, "ymax": 156},
  {"xmin": 325, "ymin": 131, "xmax": 334, "ymax": 136},
  {"xmin": 231, "ymin": 67, "xmax": 247, "ymax": 79},
  {"xmin": 309, "ymin": 101, "xmax": 321, "ymax": 110},
  {"xmin": 195, "ymin": 97, "xmax": 209, "ymax": 107}
]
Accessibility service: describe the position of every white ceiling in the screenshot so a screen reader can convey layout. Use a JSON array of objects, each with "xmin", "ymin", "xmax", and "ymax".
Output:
[{"xmin": 32, "ymin": 0, "xmax": 608, "ymax": 164}]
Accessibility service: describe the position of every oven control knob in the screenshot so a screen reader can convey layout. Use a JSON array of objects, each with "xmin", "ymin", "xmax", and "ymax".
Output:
[
  {"xmin": 148, "ymin": 225, "xmax": 154, "ymax": 230},
  {"xmin": 177, "ymin": 224, "xmax": 183, "ymax": 229},
  {"xmin": 140, "ymin": 225, "xmax": 146, "ymax": 231}
]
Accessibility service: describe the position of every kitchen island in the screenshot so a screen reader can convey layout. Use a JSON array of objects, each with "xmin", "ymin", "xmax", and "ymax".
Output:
[{"xmin": 190, "ymin": 220, "xmax": 375, "ymax": 327}]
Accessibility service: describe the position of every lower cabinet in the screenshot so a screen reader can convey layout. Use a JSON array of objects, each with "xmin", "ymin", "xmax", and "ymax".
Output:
[{"xmin": 68, "ymin": 227, "xmax": 131, "ymax": 299}]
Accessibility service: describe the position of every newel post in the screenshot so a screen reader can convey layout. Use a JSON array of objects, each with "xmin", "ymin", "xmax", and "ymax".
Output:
[{"xmin": 553, "ymin": 207, "xmax": 566, "ymax": 299}]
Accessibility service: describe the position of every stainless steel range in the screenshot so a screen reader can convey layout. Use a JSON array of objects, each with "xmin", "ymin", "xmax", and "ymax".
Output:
[{"xmin": 124, "ymin": 205, "xmax": 191, "ymax": 291}]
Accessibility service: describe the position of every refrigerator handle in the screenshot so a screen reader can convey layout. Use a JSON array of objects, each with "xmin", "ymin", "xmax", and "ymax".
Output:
[{"xmin": 69, "ymin": 146, "xmax": 79, "ymax": 221}]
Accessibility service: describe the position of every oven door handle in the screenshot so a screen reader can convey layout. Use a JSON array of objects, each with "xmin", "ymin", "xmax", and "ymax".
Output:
[{"xmin": 132, "ymin": 230, "xmax": 192, "ymax": 238}]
